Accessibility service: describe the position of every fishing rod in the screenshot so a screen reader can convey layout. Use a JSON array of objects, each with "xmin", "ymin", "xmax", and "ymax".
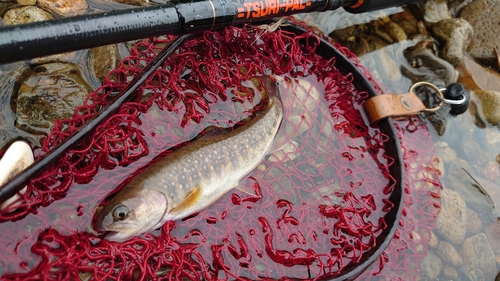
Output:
[{"xmin": 0, "ymin": 0, "xmax": 422, "ymax": 64}]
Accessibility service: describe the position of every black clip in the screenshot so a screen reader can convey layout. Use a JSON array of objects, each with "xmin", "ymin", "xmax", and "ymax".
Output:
[{"xmin": 439, "ymin": 83, "xmax": 469, "ymax": 115}]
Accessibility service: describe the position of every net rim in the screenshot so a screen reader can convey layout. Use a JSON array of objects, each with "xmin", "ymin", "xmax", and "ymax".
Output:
[{"xmin": 277, "ymin": 22, "xmax": 405, "ymax": 280}]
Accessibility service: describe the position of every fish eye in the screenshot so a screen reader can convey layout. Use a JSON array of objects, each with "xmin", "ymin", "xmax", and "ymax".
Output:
[{"xmin": 113, "ymin": 205, "xmax": 129, "ymax": 220}]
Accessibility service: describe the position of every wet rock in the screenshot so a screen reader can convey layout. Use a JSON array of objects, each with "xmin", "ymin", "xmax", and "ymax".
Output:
[
  {"xmin": 418, "ymin": 251, "xmax": 442, "ymax": 279},
  {"xmin": 390, "ymin": 11, "xmax": 424, "ymax": 37},
  {"xmin": 466, "ymin": 208, "xmax": 483, "ymax": 236},
  {"xmin": 428, "ymin": 230, "xmax": 439, "ymax": 249},
  {"xmin": 468, "ymin": 100, "xmax": 487, "ymax": 129},
  {"xmin": 436, "ymin": 241, "xmax": 463, "ymax": 267},
  {"xmin": 431, "ymin": 18, "xmax": 473, "ymax": 65},
  {"xmin": 485, "ymin": 128, "xmax": 500, "ymax": 146},
  {"xmin": 401, "ymin": 39, "xmax": 457, "ymax": 87},
  {"xmin": 113, "ymin": 0, "xmax": 151, "ymax": 6},
  {"xmin": 442, "ymin": 266, "xmax": 459, "ymax": 280},
  {"xmin": 460, "ymin": 0, "xmax": 500, "ymax": 66},
  {"xmin": 448, "ymin": 0, "xmax": 474, "ymax": 17},
  {"xmin": 0, "ymin": 141, "xmax": 34, "ymax": 211},
  {"xmin": 435, "ymin": 188, "xmax": 467, "ymax": 244},
  {"xmin": 381, "ymin": 21, "xmax": 407, "ymax": 42},
  {"xmin": 483, "ymin": 161, "xmax": 500, "ymax": 181},
  {"xmin": 458, "ymin": 57, "xmax": 500, "ymax": 92},
  {"xmin": 461, "ymin": 233, "xmax": 496, "ymax": 281},
  {"xmin": 446, "ymin": 163, "xmax": 496, "ymax": 215},
  {"xmin": 377, "ymin": 47, "xmax": 402, "ymax": 81},
  {"xmin": 15, "ymin": 63, "xmax": 93, "ymax": 135},
  {"xmin": 17, "ymin": 0, "xmax": 37, "ymax": 5},
  {"xmin": 0, "ymin": 65, "xmax": 45, "ymax": 150},
  {"xmin": 476, "ymin": 90, "xmax": 500, "ymax": 125},
  {"xmin": 91, "ymin": 44, "xmax": 121, "ymax": 82},
  {"xmin": 435, "ymin": 141, "xmax": 457, "ymax": 163},
  {"xmin": 421, "ymin": 0, "xmax": 451, "ymax": 26},
  {"xmin": 328, "ymin": 12, "xmax": 421, "ymax": 56},
  {"xmin": 485, "ymin": 220, "xmax": 500, "ymax": 255},
  {"xmin": 38, "ymin": 0, "xmax": 88, "ymax": 17},
  {"xmin": 3, "ymin": 6, "xmax": 54, "ymax": 25}
]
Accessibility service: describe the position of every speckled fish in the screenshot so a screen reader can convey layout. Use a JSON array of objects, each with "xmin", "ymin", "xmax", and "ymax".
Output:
[{"xmin": 95, "ymin": 95, "xmax": 283, "ymax": 242}]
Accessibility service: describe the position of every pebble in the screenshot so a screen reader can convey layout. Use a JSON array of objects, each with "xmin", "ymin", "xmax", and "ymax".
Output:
[
  {"xmin": 0, "ymin": 141, "xmax": 34, "ymax": 211},
  {"xmin": 485, "ymin": 128, "xmax": 500, "ymax": 146},
  {"xmin": 442, "ymin": 266, "xmax": 459, "ymax": 280},
  {"xmin": 436, "ymin": 241, "xmax": 463, "ymax": 267},
  {"xmin": 435, "ymin": 188, "xmax": 467, "ymax": 245},
  {"xmin": 428, "ymin": 231, "xmax": 439, "ymax": 249},
  {"xmin": 15, "ymin": 63, "xmax": 93, "ymax": 135},
  {"xmin": 91, "ymin": 44, "xmax": 121, "ymax": 82},
  {"xmin": 460, "ymin": 0, "xmax": 500, "ymax": 66},
  {"xmin": 446, "ymin": 162, "xmax": 496, "ymax": 214},
  {"xmin": 378, "ymin": 47, "xmax": 402, "ymax": 81},
  {"xmin": 476, "ymin": 89, "xmax": 500, "ymax": 125},
  {"xmin": 418, "ymin": 251, "xmax": 442, "ymax": 279},
  {"xmin": 421, "ymin": 0, "xmax": 451, "ymax": 26},
  {"xmin": 485, "ymin": 220, "xmax": 500, "ymax": 255},
  {"xmin": 460, "ymin": 233, "xmax": 496, "ymax": 281},
  {"xmin": 17, "ymin": 0, "xmax": 37, "ymax": 5},
  {"xmin": 465, "ymin": 208, "xmax": 482, "ymax": 236},
  {"xmin": 38, "ymin": 0, "xmax": 88, "ymax": 17},
  {"xmin": 435, "ymin": 141, "xmax": 457, "ymax": 163},
  {"xmin": 3, "ymin": 6, "xmax": 54, "ymax": 25},
  {"xmin": 431, "ymin": 18, "xmax": 473, "ymax": 65},
  {"xmin": 482, "ymin": 160, "xmax": 500, "ymax": 181}
]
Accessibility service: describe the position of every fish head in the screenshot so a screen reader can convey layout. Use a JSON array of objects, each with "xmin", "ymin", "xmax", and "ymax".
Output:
[{"xmin": 95, "ymin": 188, "xmax": 168, "ymax": 242}]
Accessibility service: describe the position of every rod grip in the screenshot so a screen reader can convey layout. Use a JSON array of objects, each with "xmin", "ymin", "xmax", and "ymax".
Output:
[{"xmin": 345, "ymin": 0, "xmax": 423, "ymax": 13}]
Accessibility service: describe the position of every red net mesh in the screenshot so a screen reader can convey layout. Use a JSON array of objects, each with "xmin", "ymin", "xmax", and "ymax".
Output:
[{"xmin": 0, "ymin": 24, "xmax": 441, "ymax": 280}]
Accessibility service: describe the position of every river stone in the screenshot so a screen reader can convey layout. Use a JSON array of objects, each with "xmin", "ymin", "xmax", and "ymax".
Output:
[
  {"xmin": 485, "ymin": 220, "xmax": 500, "ymax": 255},
  {"xmin": 466, "ymin": 208, "xmax": 482, "ymax": 236},
  {"xmin": 446, "ymin": 162, "xmax": 496, "ymax": 215},
  {"xmin": 461, "ymin": 233, "xmax": 496, "ymax": 281},
  {"xmin": 448, "ymin": 0, "xmax": 474, "ymax": 16},
  {"xmin": 436, "ymin": 241, "xmax": 463, "ymax": 267},
  {"xmin": 91, "ymin": 44, "xmax": 121, "ymax": 82},
  {"xmin": 442, "ymin": 266, "xmax": 459, "ymax": 280},
  {"xmin": 428, "ymin": 231, "xmax": 439, "ymax": 248},
  {"xmin": 17, "ymin": 0, "xmax": 37, "ymax": 5},
  {"xmin": 38, "ymin": 0, "xmax": 88, "ymax": 17},
  {"xmin": 3, "ymin": 6, "xmax": 54, "ymax": 25},
  {"xmin": 15, "ymin": 63, "xmax": 93, "ymax": 135},
  {"xmin": 460, "ymin": 0, "xmax": 500, "ymax": 66},
  {"xmin": 435, "ymin": 188, "xmax": 467, "ymax": 244},
  {"xmin": 418, "ymin": 251, "xmax": 442, "ymax": 279},
  {"xmin": 476, "ymin": 90, "xmax": 500, "ymax": 125},
  {"xmin": 431, "ymin": 18, "xmax": 473, "ymax": 65},
  {"xmin": 421, "ymin": 0, "xmax": 451, "ymax": 26},
  {"xmin": 435, "ymin": 141, "xmax": 457, "ymax": 163}
]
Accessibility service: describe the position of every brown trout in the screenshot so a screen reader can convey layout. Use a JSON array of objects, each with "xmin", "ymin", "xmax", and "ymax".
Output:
[{"xmin": 95, "ymin": 96, "xmax": 283, "ymax": 242}]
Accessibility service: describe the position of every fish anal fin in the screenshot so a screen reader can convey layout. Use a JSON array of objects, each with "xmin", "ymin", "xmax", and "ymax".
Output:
[
  {"xmin": 171, "ymin": 186, "xmax": 203, "ymax": 214},
  {"xmin": 236, "ymin": 177, "xmax": 259, "ymax": 196}
]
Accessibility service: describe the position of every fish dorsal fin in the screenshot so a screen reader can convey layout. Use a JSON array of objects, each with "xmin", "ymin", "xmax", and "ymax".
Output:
[{"xmin": 171, "ymin": 186, "xmax": 203, "ymax": 214}]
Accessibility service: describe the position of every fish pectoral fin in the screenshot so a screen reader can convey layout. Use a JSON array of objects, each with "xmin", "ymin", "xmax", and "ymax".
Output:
[{"xmin": 171, "ymin": 186, "xmax": 203, "ymax": 214}]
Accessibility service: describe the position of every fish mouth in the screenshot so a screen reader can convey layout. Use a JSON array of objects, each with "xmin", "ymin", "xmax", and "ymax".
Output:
[{"xmin": 104, "ymin": 231, "xmax": 138, "ymax": 242}]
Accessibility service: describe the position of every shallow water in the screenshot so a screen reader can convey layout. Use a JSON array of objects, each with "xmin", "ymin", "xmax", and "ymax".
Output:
[
  {"xmin": 308, "ymin": 6, "xmax": 500, "ymax": 281},
  {"xmin": 0, "ymin": 2, "xmax": 496, "ymax": 280}
]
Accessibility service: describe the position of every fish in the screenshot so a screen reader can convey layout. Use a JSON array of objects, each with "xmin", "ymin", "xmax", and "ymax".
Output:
[{"xmin": 95, "ymin": 94, "xmax": 283, "ymax": 242}]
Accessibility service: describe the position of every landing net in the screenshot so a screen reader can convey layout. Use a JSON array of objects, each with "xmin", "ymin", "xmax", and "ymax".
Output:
[{"xmin": 0, "ymin": 23, "xmax": 441, "ymax": 280}]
